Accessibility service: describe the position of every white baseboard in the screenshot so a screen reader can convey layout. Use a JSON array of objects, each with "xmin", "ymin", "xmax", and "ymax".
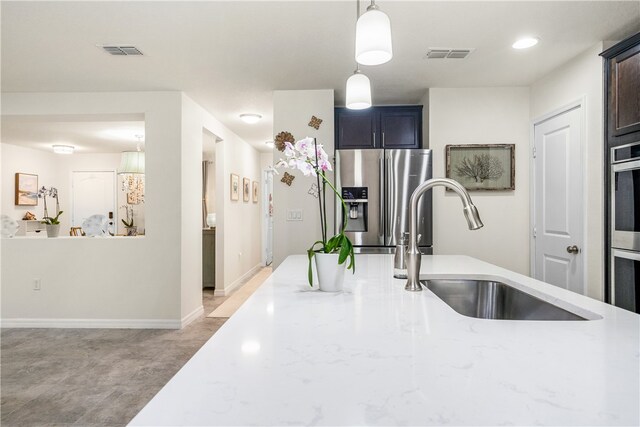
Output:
[
  {"xmin": 214, "ymin": 263, "xmax": 262, "ymax": 297},
  {"xmin": 0, "ymin": 317, "xmax": 182, "ymax": 329},
  {"xmin": 180, "ymin": 305, "xmax": 204, "ymax": 328}
]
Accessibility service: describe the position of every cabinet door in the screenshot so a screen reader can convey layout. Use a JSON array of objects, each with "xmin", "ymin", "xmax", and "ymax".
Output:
[
  {"xmin": 609, "ymin": 43, "xmax": 640, "ymax": 140},
  {"xmin": 379, "ymin": 106, "xmax": 422, "ymax": 149},
  {"xmin": 335, "ymin": 108, "xmax": 377, "ymax": 149}
]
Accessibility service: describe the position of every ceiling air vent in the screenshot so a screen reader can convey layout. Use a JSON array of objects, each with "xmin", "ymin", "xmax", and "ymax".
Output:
[
  {"xmin": 425, "ymin": 48, "xmax": 473, "ymax": 59},
  {"xmin": 100, "ymin": 45, "xmax": 144, "ymax": 56}
]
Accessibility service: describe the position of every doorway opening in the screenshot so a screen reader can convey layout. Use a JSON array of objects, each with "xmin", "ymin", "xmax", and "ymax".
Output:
[{"xmin": 202, "ymin": 129, "xmax": 218, "ymax": 299}]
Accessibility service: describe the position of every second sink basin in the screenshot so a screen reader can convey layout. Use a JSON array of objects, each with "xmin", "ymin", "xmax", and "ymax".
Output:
[{"xmin": 423, "ymin": 279, "xmax": 587, "ymax": 321}]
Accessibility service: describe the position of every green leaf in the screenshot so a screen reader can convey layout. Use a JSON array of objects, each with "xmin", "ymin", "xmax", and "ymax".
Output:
[
  {"xmin": 307, "ymin": 249, "xmax": 315, "ymax": 287},
  {"xmin": 343, "ymin": 236, "xmax": 356, "ymax": 272},
  {"xmin": 338, "ymin": 237, "xmax": 350, "ymax": 264},
  {"xmin": 325, "ymin": 235, "xmax": 342, "ymax": 253}
]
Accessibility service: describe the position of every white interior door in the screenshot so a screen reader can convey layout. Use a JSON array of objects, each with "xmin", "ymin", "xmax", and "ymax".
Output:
[
  {"xmin": 533, "ymin": 105, "xmax": 584, "ymax": 294},
  {"xmin": 72, "ymin": 171, "xmax": 116, "ymax": 227}
]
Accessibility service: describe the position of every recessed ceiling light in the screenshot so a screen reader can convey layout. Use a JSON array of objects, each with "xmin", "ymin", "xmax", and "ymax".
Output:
[
  {"xmin": 240, "ymin": 114, "xmax": 262, "ymax": 124},
  {"xmin": 512, "ymin": 37, "xmax": 539, "ymax": 49},
  {"xmin": 265, "ymin": 141, "xmax": 274, "ymax": 148},
  {"xmin": 52, "ymin": 145, "xmax": 74, "ymax": 154}
]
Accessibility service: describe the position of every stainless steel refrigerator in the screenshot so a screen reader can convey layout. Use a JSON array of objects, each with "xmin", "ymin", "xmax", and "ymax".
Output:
[{"xmin": 335, "ymin": 149, "xmax": 433, "ymax": 253}]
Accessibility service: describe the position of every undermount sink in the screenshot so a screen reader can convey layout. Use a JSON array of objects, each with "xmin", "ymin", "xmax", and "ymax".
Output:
[{"xmin": 422, "ymin": 279, "xmax": 587, "ymax": 321}]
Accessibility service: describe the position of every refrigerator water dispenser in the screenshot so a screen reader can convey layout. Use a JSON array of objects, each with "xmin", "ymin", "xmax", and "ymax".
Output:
[{"xmin": 342, "ymin": 187, "xmax": 368, "ymax": 232}]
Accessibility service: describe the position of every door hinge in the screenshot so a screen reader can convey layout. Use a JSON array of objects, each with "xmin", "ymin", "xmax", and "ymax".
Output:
[
  {"xmin": 533, "ymin": 227, "xmax": 537, "ymax": 238},
  {"xmin": 532, "ymin": 146, "xmax": 537, "ymax": 158}
]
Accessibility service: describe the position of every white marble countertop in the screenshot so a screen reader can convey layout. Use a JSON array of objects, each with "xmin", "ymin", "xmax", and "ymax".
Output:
[{"xmin": 130, "ymin": 255, "xmax": 640, "ymax": 426}]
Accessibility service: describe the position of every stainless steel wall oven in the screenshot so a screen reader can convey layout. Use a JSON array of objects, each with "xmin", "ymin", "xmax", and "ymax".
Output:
[{"xmin": 610, "ymin": 141, "xmax": 640, "ymax": 312}]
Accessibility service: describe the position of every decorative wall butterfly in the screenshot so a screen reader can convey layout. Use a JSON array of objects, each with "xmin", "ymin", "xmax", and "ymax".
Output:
[
  {"xmin": 308, "ymin": 116, "xmax": 323, "ymax": 130},
  {"xmin": 308, "ymin": 183, "xmax": 319, "ymax": 198},
  {"xmin": 281, "ymin": 172, "xmax": 295, "ymax": 186}
]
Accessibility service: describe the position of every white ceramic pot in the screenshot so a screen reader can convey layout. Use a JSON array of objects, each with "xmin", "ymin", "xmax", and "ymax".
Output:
[
  {"xmin": 314, "ymin": 252, "xmax": 346, "ymax": 292},
  {"xmin": 126, "ymin": 226, "xmax": 138, "ymax": 236},
  {"xmin": 46, "ymin": 224, "xmax": 60, "ymax": 238}
]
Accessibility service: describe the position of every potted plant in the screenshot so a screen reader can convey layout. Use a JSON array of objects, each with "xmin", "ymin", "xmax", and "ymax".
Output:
[
  {"xmin": 121, "ymin": 205, "xmax": 137, "ymax": 236},
  {"xmin": 276, "ymin": 137, "xmax": 355, "ymax": 291},
  {"xmin": 41, "ymin": 210, "xmax": 63, "ymax": 238}
]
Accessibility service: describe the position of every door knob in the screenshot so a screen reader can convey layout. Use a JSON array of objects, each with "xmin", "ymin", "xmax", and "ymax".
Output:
[{"xmin": 566, "ymin": 245, "xmax": 580, "ymax": 254}]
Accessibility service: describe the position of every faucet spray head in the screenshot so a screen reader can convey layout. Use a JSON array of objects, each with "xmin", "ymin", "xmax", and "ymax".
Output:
[{"xmin": 463, "ymin": 204, "xmax": 484, "ymax": 230}]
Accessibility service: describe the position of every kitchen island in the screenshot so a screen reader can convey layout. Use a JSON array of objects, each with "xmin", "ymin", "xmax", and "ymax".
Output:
[{"xmin": 130, "ymin": 255, "xmax": 639, "ymax": 426}]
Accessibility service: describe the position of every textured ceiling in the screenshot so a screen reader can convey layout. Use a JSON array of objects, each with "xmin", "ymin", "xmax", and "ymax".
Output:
[{"xmin": 2, "ymin": 1, "xmax": 639, "ymax": 152}]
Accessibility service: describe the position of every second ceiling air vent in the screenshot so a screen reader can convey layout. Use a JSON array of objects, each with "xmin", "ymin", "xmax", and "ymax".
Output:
[
  {"xmin": 425, "ymin": 48, "xmax": 473, "ymax": 59},
  {"xmin": 100, "ymin": 45, "xmax": 144, "ymax": 56}
]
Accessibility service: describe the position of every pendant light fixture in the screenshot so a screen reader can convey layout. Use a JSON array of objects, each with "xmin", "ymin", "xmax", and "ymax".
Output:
[
  {"xmin": 346, "ymin": 0, "xmax": 372, "ymax": 110},
  {"xmin": 118, "ymin": 135, "xmax": 145, "ymax": 204},
  {"xmin": 345, "ymin": 68, "xmax": 372, "ymax": 110},
  {"xmin": 355, "ymin": 0, "xmax": 393, "ymax": 66}
]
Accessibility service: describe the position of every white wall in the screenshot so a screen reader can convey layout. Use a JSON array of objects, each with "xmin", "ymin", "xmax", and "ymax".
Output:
[
  {"xmin": 181, "ymin": 95, "xmax": 264, "ymax": 297},
  {"xmin": 429, "ymin": 87, "xmax": 530, "ymax": 275},
  {"xmin": 530, "ymin": 42, "xmax": 604, "ymax": 300},
  {"xmin": 272, "ymin": 90, "xmax": 335, "ymax": 268},
  {"xmin": 1, "ymin": 92, "xmax": 189, "ymax": 327}
]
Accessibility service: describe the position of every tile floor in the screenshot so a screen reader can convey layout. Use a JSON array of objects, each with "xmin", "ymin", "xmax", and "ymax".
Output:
[{"xmin": 1, "ymin": 289, "xmax": 227, "ymax": 427}]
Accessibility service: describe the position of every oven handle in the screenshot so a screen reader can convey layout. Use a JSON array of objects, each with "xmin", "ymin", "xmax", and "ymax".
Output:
[
  {"xmin": 612, "ymin": 248, "xmax": 640, "ymax": 261},
  {"xmin": 611, "ymin": 159, "xmax": 640, "ymax": 172}
]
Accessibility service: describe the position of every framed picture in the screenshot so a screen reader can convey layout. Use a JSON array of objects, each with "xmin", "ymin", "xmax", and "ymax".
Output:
[
  {"xmin": 243, "ymin": 177, "xmax": 250, "ymax": 202},
  {"xmin": 230, "ymin": 174, "xmax": 240, "ymax": 201},
  {"xmin": 14, "ymin": 173, "xmax": 38, "ymax": 206},
  {"xmin": 445, "ymin": 144, "xmax": 515, "ymax": 191},
  {"xmin": 252, "ymin": 181, "xmax": 259, "ymax": 203}
]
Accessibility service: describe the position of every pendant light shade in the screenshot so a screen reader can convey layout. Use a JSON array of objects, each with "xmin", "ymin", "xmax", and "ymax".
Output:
[
  {"xmin": 355, "ymin": 4, "xmax": 393, "ymax": 66},
  {"xmin": 345, "ymin": 70, "xmax": 372, "ymax": 110},
  {"xmin": 118, "ymin": 151, "xmax": 145, "ymax": 174}
]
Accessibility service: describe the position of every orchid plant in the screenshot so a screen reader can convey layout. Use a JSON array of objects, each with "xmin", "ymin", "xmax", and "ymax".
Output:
[{"xmin": 276, "ymin": 137, "xmax": 355, "ymax": 285}]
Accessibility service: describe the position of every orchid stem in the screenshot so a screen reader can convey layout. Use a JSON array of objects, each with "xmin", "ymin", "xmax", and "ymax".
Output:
[{"xmin": 313, "ymin": 139, "xmax": 326, "ymax": 245}]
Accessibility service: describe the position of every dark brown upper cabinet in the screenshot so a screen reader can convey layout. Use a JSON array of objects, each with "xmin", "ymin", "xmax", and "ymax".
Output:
[
  {"xmin": 602, "ymin": 33, "xmax": 640, "ymax": 146},
  {"xmin": 335, "ymin": 106, "xmax": 423, "ymax": 150}
]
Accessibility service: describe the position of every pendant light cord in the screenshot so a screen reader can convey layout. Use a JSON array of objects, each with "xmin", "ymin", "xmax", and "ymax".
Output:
[{"xmin": 355, "ymin": 0, "xmax": 361, "ymax": 73}]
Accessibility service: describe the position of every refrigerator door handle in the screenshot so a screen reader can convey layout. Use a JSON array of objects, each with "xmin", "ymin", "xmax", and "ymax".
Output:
[
  {"xmin": 379, "ymin": 155, "xmax": 385, "ymax": 244},
  {"xmin": 385, "ymin": 154, "xmax": 392, "ymax": 246}
]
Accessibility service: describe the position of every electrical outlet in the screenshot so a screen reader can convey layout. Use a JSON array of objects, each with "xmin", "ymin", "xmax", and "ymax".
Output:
[{"xmin": 33, "ymin": 279, "xmax": 41, "ymax": 291}]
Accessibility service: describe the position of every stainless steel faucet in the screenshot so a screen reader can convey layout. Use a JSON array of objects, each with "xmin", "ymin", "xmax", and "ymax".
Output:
[{"xmin": 405, "ymin": 178, "xmax": 484, "ymax": 292}]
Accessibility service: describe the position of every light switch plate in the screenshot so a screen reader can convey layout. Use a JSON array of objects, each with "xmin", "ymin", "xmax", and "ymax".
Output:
[{"xmin": 286, "ymin": 209, "xmax": 303, "ymax": 221}]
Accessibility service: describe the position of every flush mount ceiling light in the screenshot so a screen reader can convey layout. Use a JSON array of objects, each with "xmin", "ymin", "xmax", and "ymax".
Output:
[
  {"xmin": 346, "ymin": 69, "xmax": 372, "ymax": 110},
  {"xmin": 355, "ymin": 0, "xmax": 393, "ymax": 66},
  {"xmin": 240, "ymin": 114, "xmax": 262, "ymax": 124},
  {"xmin": 52, "ymin": 144, "xmax": 74, "ymax": 154},
  {"xmin": 265, "ymin": 141, "xmax": 275, "ymax": 148},
  {"xmin": 512, "ymin": 37, "xmax": 539, "ymax": 49}
]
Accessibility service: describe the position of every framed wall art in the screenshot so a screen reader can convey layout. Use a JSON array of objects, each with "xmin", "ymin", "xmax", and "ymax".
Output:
[
  {"xmin": 230, "ymin": 174, "xmax": 240, "ymax": 201},
  {"xmin": 445, "ymin": 144, "xmax": 515, "ymax": 191},
  {"xmin": 14, "ymin": 173, "xmax": 38, "ymax": 206},
  {"xmin": 252, "ymin": 181, "xmax": 259, "ymax": 203},
  {"xmin": 243, "ymin": 177, "xmax": 250, "ymax": 202}
]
